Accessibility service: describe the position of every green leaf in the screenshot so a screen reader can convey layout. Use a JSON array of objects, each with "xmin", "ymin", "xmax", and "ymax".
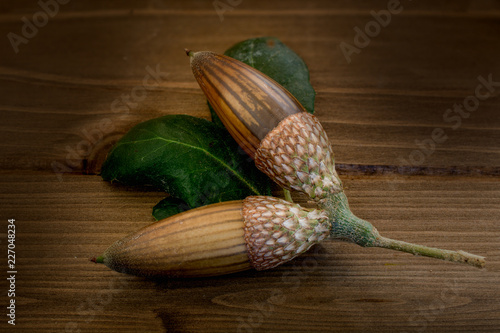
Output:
[
  {"xmin": 209, "ymin": 36, "xmax": 315, "ymax": 124},
  {"xmin": 101, "ymin": 115, "xmax": 271, "ymax": 208},
  {"xmin": 152, "ymin": 197, "xmax": 190, "ymax": 221}
]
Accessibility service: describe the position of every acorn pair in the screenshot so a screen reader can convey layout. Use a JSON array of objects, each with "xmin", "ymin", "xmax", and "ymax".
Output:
[{"xmin": 94, "ymin": 50, "xmax": 484, "ymax": 278}]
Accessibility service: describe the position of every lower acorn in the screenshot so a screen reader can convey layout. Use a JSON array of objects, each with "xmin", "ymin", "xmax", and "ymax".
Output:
[
  {"xmin": 94, "ymin": 194, "xmax": 485, "ymax": 278},
  {"xmin": 92, "ymin": 196, "xmax": 330, "ymax": 277}
]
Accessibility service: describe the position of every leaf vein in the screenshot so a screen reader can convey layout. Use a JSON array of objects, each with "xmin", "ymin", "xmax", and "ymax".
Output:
[{"xmin": 116, "ymin": 129, "xmax": 261, "ymax": 195}]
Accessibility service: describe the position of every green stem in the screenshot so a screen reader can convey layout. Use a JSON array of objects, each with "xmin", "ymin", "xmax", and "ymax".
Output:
[
  {"xmin": 283, "ymin": 189, "xmax": 293, "ymax": 203},
  {"xmin": 374, "ymin": 236, "xmax": 485, "ymax": 268},
  {"xmin": 320, "ymin": 191, "xmax": 485, "ymax": 269}
]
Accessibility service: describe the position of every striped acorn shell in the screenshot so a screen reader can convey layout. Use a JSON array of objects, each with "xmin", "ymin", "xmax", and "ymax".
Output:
[
  {"xmin": 242, "ymin": 196, "xmax": 331, "ymax": 270},
  {"xmin": 189, "ymin": 50, "xmax": 305, "ymax": 159},
  {"xmin": 98, "ymin": 197, "xmax": 330, "ymax": 277},
  {"xmin": 255, "ymin": 112, "xmax": 343, "ymax": 201},
  {"xmin": 100, "ymin": 201, "xmax": 251, "ymax": 278}
]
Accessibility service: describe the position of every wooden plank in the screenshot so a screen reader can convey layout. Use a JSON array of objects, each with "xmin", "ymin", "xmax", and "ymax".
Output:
[
  {"xmin": 1, "ymin": 1, "xmax": 499, "ymax": 175},
  {"xmin": 1, "ymin": 2, "xmax": 499, "ymax": 332},
  {"xmin": 1, "ymin": 172, "xmax": 498, "ymax": 332}
]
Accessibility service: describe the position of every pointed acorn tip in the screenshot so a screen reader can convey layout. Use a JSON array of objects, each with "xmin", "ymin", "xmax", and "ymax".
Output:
[
  {"xmin": 90, "ymin": 256, "xmax": 104, "ymax": 264},
  {"xmin": 184, "ymin": 48, "xmax": 193, "ymax": 57}
]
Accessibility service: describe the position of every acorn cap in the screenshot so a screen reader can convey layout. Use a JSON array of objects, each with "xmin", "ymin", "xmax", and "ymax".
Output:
[
  {"xmin": 242, "ymin": 196, "xmax": 330, "ymax": 270},
  {"xmin": 255, "ymin": 112, "xmax": 343, "ymax": 201},
  {"xmin": 189, "ymin": 50, "xmax": 306, "ymax": 158}
]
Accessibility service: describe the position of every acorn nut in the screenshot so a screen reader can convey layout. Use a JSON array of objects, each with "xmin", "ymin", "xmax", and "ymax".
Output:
[
  {"xmin": 93, "ymin": 197, "xmax": 330, "ymax": 277},
  {"xmin": 188, "ymin": 50, "xmax": 342, "ymax": 202}
]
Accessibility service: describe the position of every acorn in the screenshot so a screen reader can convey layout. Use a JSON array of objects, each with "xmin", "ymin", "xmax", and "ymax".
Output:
[
  {"xmin": 92, "ymin": 196, "xmax": 331, "ymax": 277},
  {"xmin": 187, "ymin": 49, "xmax": 485, "ymax": 269},
  {"xmin": 187, "ymin": 50, "xmax": 341, "ymax": 202}
]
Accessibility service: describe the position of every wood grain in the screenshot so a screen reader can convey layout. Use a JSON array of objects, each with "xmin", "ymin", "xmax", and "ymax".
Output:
[
  {"xmin": 1, "ymin": 1, "xmax": 499, "ymax": 175},
  {"xmin": 1, "ymin": 1, "xmax": 499, "ymax": 332},
  {"xmin": 0, "ymin": 172, "xmax": 499, "ymax": 332}
]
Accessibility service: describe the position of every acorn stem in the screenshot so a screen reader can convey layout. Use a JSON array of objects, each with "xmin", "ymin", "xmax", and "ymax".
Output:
[
  {"xmin": 185, "ymin": 48, "xmax": 193, "ymax": 57},
  {"xmin": 373, "ymin": 236, "xmax": 485, "ymax": 268},
  {"xmin": 321, "ymin": 191, "xmax": 485, "ymax": 269},
  {"xmin": 320, "ymin": 191, "xmax": 379, "ymax": 247}
]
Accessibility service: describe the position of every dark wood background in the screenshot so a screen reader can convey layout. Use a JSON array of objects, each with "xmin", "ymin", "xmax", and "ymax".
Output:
[{"xmin": 1, "ymin": 1, "xmax": 499, "ymax": 332}]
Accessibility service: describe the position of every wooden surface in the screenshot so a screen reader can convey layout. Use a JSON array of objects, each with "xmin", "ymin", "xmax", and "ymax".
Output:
[{"xmin": 1, "ymin": 1, "xmax": 499, "ymax": 332}]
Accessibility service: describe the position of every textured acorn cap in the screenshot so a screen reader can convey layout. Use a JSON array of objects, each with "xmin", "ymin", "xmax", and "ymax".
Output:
[
  {"xmin": 242, "ymin": 196, "xmax": 331, "ymax": 270},
  {"xmin": 255, "ymin": 112, "xmax": 343, "ymax": 201}
]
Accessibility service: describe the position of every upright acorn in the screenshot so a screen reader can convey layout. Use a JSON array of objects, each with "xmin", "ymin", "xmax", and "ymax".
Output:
[
  {"xmin": 188, "ymin": 50, "xmax": 341, "ymax": 202},
  {"xmin": 187, "ymin": 49, "xmax": 485, "ymax": 269}
]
